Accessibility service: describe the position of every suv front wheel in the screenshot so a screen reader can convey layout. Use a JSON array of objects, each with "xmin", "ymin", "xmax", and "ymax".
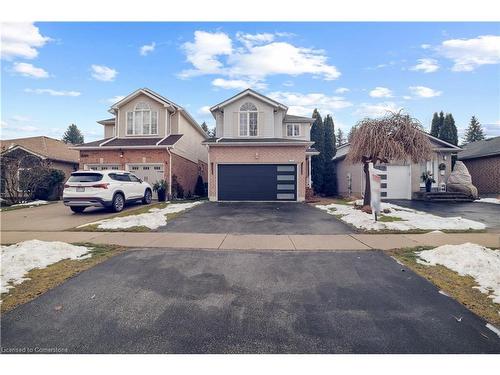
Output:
[{"xmin": 111, "ymin": 193, "xmax": 125, "ymax": 212}]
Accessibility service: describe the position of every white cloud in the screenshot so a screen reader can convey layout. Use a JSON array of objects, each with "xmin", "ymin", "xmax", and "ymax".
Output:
[
  {"xmin": 24, "ymin": 88, "xmax": 81, "ymax": 97},
  {"xmin": 12, "ymin": 62, "xmax": 49, "ymax": 78},
  {"xmin": 179, "ymin": 31, "xmax": 233, "ymax": 77},
  {"xmin": 107, "ymin": 95, "xmax": 125, "ymax": 104},
  {"xmin": 1, "ymin": 22, "xmax": 51, "ymax": 60},
  {"xmin": 282, "ymin": 81, "xmax": 294, "ymax": 87},
  {"xmin": 408, "ymin": 86, "xmax": 442, "ymax": 98},
  {"xmin": 356, "ymin": 102, "xmax": 402, "ymax": 118},
  {"xmin": 139, "ymin": 42, "xmax": 156, "ymax": 56},
  {"xmin": 179, "ymin": 31, "xmax": 340, "ymax": 82},
  {"xmin": 267, "ymin": 91, "xmax": 352, "ymax": 117},
  {"xmin": 403, "ymin": 95, "xmax": 412, "ymax": 100},
  {"xmin": 410, "ymin": 58, "xmax": 439, "ymax": 73},
  {"xmin": 236, "ymin": 32, "xmax": 275, "ymax": 48},
  {"xmin": 1, "ymin": 119, "xmax": 39, "ymax": 133},
  {"xmin": 421, "ymin": 44, "xmax": 431, "ymax": 49},
  {"xmin": 335, "ymin": 87, "xmax": 349, "ymax": 94},
  {"xmin": 199, "ymin": 106, "xmax": 211, "ymax": 114},
  {"xmin": 439, "ymin": 35, "xmax": 500, "ymax": 72},
  {"xmin": 91, "ymin": 64, "xmax": 117, "ymax": 81},
  {"xmin": 211, "ymin": 78, "xmax": 267, "ymax": 90},
  {"xmin": 369, "ymin": 87, "xmax": 393, "ymax": 98}
]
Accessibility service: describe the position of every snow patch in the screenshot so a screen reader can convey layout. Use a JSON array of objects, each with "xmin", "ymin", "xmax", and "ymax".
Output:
[
  {"xmin": 1, "ymin": 240, "xmax": 91, "ymax": 294},
  {"xmin": 475, "ymin": 198, "xmax": 500, "ymax": 205},
  {"xmin": 416, "ymin": 243, "xmax": 500, "ymax": 304},
  {"xmin": 10, "ymin": 200, "xmax": 48, "ymax": 207},
  {"xmin": 316, "ymin": 202, "xmax": 485, "ymax": 231},
  {"xmin": 438, "ymin": 290, "xmax": 450, "ymax": 297},
  {"xmin": 80, "ymin": 201, "xmax": 204, "ymax": 230}
]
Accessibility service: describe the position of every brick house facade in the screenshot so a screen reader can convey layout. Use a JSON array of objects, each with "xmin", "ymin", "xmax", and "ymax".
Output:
[
  {"xmin": 204, "ymin": 89, "xmax": 318, "ymax": 202},
  {"xmin": 73, "ymin": 88, "xmax": 208, "ymax": 197},
  {"xmin": 459, "ymin": 137, "xmax": 500, "ymax": 196}
]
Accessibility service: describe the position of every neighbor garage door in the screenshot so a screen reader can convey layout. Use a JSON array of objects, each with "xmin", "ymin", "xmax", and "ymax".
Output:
[{"xmin": 218, "ymin": 164, "xmax": 296, "ymax": 201}]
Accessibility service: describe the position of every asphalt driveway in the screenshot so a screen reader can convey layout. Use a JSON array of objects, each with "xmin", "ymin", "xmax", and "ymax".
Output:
[
  {"xmin": 2, "ymin": 249, "xmax": 499, "ymax": 354},
  {"xmin": 0, "ymin": 201, "xmax": 150, "ymax": 232},
  {"xmin": 387, "ymin": 200, "xmax": 500, "ymax": 231},
  {"xmin": 162, "ymin": 202, "xmax": 354, "ymax": 234}
]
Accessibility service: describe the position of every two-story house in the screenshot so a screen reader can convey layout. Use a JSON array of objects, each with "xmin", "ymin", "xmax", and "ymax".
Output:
[
  {"xmin": 73, "ymin": 88, "xmax": 208, "ymax": 197},
  {"xmin": 204, "ymin": 89, "xmax": 319, "ymax": 202}
]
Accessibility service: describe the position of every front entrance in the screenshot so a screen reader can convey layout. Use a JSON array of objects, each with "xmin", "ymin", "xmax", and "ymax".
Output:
[{"xmin": 217, "ymin": 164, "xmax": 297, "ymax": 201}]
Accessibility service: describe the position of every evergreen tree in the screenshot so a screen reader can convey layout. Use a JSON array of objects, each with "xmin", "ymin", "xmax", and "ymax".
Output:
[
  {"xmin": 439, "ymin": 113, "xmax": 458, "ymax": 145},
  {"xmin": 430, "ymin": 112, "xmax": 440, "ymax": 137},
  {"xmin": 201, "ymin": 121, "xmax": 209, "ymax": 134},
  {"xmin": 62, "ymin": 124, "xmax": 84, "ymax": 145},
  {"xmin": 462, "ymin": 116, "xmax": 485, "ymax": 144},
  {"xmin": 336, "ymin": 128, "xmax": 345, "ymax": 147},
  {"xmin": 347, "ymin": 126, "xmax": 357, "ymax": 142},
  {"xmin": 323, "ymin": 115, "xmax": 337, "ymax": 196},
  {"xmin": 310, "ymin": 109, "xmax": 325, "ymax": 193}
]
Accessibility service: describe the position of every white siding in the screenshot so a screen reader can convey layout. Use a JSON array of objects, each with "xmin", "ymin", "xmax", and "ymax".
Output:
[{"xmin": 172, "ymin": 111, "xmax": 208, "ymax": 164}]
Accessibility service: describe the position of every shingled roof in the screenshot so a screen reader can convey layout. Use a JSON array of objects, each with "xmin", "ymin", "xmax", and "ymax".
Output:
[
  {"xmin": 0, "ymin": 136, "xmax": 79, "ymax": 163},
  {"xmin": 458, "ymin": 136, "xmax": 500, "ymax": 160},
  {"xmin": 74, "ymin": 135, "xmax": 183, "ymax": 148}
]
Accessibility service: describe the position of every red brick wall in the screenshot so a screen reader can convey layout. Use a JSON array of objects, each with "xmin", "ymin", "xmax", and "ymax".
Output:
[
  {"xmin": 79, "ymin": 148, "xmax": 170, "ymax": 181},
  {"xmin": 79, "ymin": 149, "xmax": 207, "ymax": 197},
  {"xmin": 207, "ymin": 145, "xmax": 308, "ymax": 201},
  {"xmin": 462, "ymin": 156, "xmax": 500, "ymax": 195}
]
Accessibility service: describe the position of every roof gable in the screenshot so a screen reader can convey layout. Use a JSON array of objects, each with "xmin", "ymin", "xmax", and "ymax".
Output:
[
  {"xmin": 0, "ymin": 136, "xmax": 79, "ymax": 163},
  {"xmin": 210, "ymin": 89, "xmax": 288, "ymax": 112},
  {"xmin": 110, "ymin": 88, "xmax": 181, "ymax": 112}
]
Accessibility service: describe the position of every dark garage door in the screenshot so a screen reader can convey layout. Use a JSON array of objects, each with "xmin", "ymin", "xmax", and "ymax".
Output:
[{"xmin": 218, "ymin": 164, "xmax": 297, "ymax": 201}]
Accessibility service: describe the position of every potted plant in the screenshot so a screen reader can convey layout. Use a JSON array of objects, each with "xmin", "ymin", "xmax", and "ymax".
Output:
[
  {"xmin": 421, "ymin": 171, "xmax": 435, "ymax": 193},
  {"xmin": 153, "ymin": 180, "xmax": 168, "ymax": 202}
]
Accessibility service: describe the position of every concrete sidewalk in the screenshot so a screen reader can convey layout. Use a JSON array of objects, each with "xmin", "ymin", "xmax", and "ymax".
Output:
[{"xmin": 1, "ymin": 231, "xmax": 498, "ymax": 250}]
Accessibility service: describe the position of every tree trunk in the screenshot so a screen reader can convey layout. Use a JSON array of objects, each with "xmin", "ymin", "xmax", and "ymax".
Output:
[{"xmin": 363, "ymin": 161, "xmax": 370, "ymax": 206}]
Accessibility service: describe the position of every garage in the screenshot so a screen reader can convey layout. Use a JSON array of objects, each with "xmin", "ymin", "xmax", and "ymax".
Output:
[
  {"xmin": 126, "ymin": 164, "xmax": 164, "ymax": 185},
  {"xmin": 84, "ymin": 164, "xmax": 120, "ymax": 171},
  {"xmin": 380, "ymin": 165, "xmax": 412, "ymax": 199},
  {"xmin": 218, "ymin": 164, "xmax": 296, "ymax": 201}
]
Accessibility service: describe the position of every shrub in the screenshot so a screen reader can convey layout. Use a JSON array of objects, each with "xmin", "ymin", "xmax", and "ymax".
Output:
[
  {"xmin": 171, "ymin": 174, "xmax": 184, "ymax": 199},
  {"xmin": 194, "ymin": 175, "xmax": 206, "ymax": 197}
]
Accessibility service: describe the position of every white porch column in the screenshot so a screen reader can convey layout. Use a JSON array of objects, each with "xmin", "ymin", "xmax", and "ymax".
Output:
[{"xmin": 308, "ymin": 156, "xmax": 312, "ymax": 187}]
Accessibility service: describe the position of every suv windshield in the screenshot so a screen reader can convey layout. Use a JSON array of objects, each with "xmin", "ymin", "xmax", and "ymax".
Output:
[{"xmin": 68, "ymin": 173, "xmax": 103, "ymax": 182}]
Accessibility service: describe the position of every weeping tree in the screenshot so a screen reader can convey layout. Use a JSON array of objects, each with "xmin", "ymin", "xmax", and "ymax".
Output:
[{"xmin": 346, "ymin": 112, "xmax": 432, "ymax": 207}]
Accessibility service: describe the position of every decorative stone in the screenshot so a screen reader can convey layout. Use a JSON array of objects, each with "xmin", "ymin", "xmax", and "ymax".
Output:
[{"xmin": 447, "ymin": 161, "xmax": 479, "ymax": 199}]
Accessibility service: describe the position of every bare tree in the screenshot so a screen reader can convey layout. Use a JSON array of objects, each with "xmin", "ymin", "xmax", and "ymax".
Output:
[
  {"xmin": 1, "ymin": 153, "xmax": 51, "ymax": 204},
  {"xmin": 346, "ymin": 112, "xmax": 432, "ymax": 206}
]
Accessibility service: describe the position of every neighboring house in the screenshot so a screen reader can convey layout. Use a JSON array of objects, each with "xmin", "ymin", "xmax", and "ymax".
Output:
[
  {"xmin": 72, "ymin": 88, "xmax": 208, "ymax": 197},
  {"xmin": 458, "ymin": 136, "xmax": 500, "ymax": 195},
  {"xmin": 0, "ymin": 136, "xmax": 79, "ymax": 198},
  {"xmin": 332, "ymin": 133, "xmax": 461, "ymax": 199},
  {"xmin": 204, "ymin": 89, "xmax": 318, "ymax": 202}
]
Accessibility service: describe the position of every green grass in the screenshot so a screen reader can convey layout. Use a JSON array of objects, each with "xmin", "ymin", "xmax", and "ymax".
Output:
[
  {"xmin": 389, "ymin": 246, "xmax": 500, "ymax": 327},
  {"xmin": 1, "ymin": 243, "xmax": 125, "ymax": 313},
  {"xmin": 378, "ymin": 214, "xmax": 405, "ymax": 222}
]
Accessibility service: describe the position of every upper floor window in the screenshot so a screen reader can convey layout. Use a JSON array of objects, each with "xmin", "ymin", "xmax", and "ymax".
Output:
[
  {"xmin": 126, "ymin": 102, "xmax": 158, "ymax": 135},
  {"xmin": 286, "ymin": 123, "xmax": 300, "ymax": 137},
  {"xmin": 239, "ymin": 102, "xmax": 258, "ymax": 137}
]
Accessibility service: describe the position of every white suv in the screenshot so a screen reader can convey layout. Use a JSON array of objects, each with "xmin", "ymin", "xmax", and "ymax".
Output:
[{"xmin": 63, "ymin": 170, "xmax": 153, "ymax": 213}]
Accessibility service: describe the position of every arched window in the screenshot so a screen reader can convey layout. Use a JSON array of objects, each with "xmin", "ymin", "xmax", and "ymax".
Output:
[
  {"xmin": 126, "ymin": 101, "xmax": 158, "ymax": 135},
  {"xmin": 239, "ymin": 102, "xmax": 258, "ymax": 136}
]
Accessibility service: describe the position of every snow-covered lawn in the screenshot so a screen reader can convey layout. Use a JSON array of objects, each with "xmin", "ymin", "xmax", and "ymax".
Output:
[
  {"xmin": 416, "ymin": 243, "xmax": 500, "ymax": 304},
  {"xmin": 1, "ymin": 240, "xmax": 91, "ymax": 294},
  {"xmin": 10, "ymin": 200, "xmax": 48, "ymax": 207},
  {"xmin": 316, "ymin": 201, "xmax": 485, "ymax": 231},
  {"xmin": 79, "ymin": 201, "xmax": 204, "ymax": 230},
  {"xmin": 475, "ymin": 198, "xmax": 500, "ymax": 205}
]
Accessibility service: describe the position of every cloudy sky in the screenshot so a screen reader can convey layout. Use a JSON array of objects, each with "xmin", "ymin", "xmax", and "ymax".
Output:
[{"xmin": 1, "ymin": 22, "xmax": 499, "ymax": 141}]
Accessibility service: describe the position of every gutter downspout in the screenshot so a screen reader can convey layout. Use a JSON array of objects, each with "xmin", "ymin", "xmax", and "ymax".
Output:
[{"xmin": 166, "ymin": 146, "xmax": 173, "ymax": 199}]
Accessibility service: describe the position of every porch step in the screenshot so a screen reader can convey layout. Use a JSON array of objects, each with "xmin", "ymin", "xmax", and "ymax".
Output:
[{"xmin": 412, "ymin": 191, "xmax": 474, "ymax": 202}]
